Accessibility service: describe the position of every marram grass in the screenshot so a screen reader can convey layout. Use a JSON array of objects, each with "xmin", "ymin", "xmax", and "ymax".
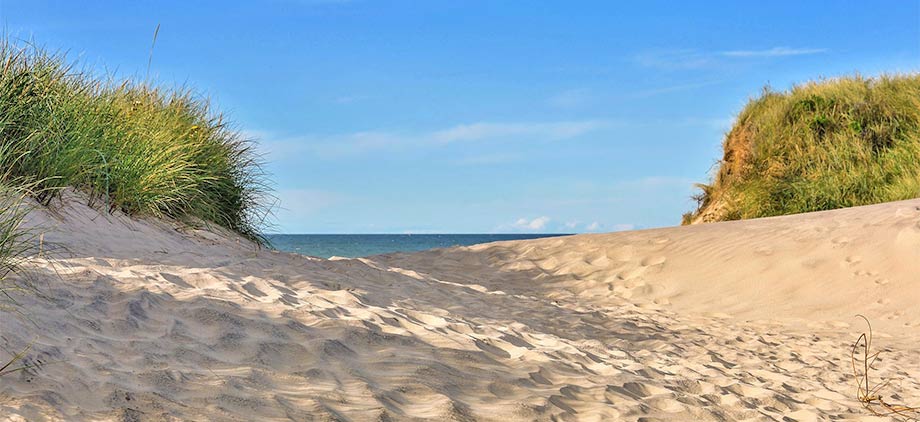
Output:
[
  {"xmin": 0, "ymin": 182, "xmax": 35, "ymax": 305},
  {"xmin": 685, "ymin": 74, "xmax": 920, "ymax": 224},
  {"xmin": 0, "ymin": 39, "xmax": 271, "ymax": 243}
]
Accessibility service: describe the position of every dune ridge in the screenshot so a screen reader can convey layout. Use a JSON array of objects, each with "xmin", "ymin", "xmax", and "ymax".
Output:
[{"xmin": 2, "ymin": 197, "xmax": 920, "ymax": 421}]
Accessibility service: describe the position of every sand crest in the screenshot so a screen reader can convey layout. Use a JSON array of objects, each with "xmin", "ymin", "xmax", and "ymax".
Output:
[{"xmin": 3, "ymin": 196, "xmax": 920, "ymax": 421}]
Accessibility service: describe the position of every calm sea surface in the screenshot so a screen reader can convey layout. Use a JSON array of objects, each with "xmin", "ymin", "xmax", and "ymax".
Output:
[{"xmin": 266, "ymin": 234, "xmax": 569, "ymax": 258}]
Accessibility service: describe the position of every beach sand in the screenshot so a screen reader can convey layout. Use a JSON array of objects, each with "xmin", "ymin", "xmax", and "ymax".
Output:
[{"xmin": 3, "ymin": 194, "xmax": 920, "ymax": 421}]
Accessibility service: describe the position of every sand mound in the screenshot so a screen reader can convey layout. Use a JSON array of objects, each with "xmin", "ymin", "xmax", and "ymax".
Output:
[
  {"xmin": 391, "ymin": 198, "xmax": 920, "ymax": 332},
  {"xmin": 3, "ymin": 196, "xmax": 920, "ymax": 421}
]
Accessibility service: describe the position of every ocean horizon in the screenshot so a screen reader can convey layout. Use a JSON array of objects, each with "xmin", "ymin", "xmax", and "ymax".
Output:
[{"xmin": 266, "ymin": 233, "xmax": 571, "ymax": 258}]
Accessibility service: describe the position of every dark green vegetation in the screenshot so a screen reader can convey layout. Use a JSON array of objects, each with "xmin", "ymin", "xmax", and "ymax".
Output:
[
  {"xmin": 0, "ymin": 40, "xmax": 270, "ymax": 242},
  {"xmin": 685, "ymin": 74, "xmax": 920, "ymax": 224}
]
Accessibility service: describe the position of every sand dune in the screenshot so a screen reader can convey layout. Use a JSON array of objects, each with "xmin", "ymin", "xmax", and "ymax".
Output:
[{"xmin": 3, "ymin": 196, "xmax": 920, "ymax": 421}]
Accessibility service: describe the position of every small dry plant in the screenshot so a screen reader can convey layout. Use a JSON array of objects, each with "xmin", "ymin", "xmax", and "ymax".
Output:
[
  {"xmin": 0, "ymin": 343, "xmax": 35, "ymax": 378},
  {"xmin": 852, "ymin": 314, "xmax": 919, "ymax": 419}
]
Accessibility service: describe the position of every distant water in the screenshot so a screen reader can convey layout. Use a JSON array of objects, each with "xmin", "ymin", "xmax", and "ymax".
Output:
[{"xmin": 266, "ymin": 234, "xmax": 570, "ymax": 258}]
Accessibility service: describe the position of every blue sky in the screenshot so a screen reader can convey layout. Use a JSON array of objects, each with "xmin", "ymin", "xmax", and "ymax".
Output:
[{"xmin": 2, "ymin": 1, "xmax": 919, "ymax": 233}]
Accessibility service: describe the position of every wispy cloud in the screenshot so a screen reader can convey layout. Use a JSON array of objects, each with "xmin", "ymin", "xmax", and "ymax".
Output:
[
  {"xmin": 255, "ymin": 119, "xmax": 611, "ymax": 159},
  {"xmin": 431, "ymin": 121, "xmax": 607, "ymax": 144},
  {"xmin": 635, "ymin": 46, "xmax": 827, "ymax": 69},
  {"xmin": 720, "ymin": 47, "xmax": 827, "ymax": 58}
]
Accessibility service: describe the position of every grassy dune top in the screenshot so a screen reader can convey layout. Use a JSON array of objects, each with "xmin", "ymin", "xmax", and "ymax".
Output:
[
  {"xmin": 0, "ymin": 40, "xmax": 270, "ymax": 243},
  {"xmin": 686, "ymin": 74, "xmax": 920, "ymax": 224}
]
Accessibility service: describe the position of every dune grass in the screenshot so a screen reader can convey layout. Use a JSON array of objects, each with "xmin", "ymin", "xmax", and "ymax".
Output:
[
  {"xmin": 685, "ymin": 74, "xmax": 920, "ymax": 223},
  {"xmin": 0, "ymin": 38, "xmax": 271, "ymax": 243},
  {"xmin": 0, "ymin": 182, "xmax": 36, "ymax": 305}
]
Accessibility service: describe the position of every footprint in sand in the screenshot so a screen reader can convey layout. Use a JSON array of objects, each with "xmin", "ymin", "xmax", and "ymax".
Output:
[
  {"xmin": 607, "ymin": 245, "xmax": 636, "ymax": 261},
  {"xmin": 617, "ymin": 266, "xmax": 647, "ymax": 281},
  {"xmin": 754, "ymin": 246, "xmax": 774, "ymax": 256},
  {"xmin": 607, "ymin": 381, "xmax": 669, "ymax": 400},
  {"xmin": 474, "ymin": 339, "xmax": 511, "ymax": 359},
  {"xmin": 499, "ymin": 333, "xmax": 533, "ymax": 349},
  {"xmin": 646, "ymin": 396, "xmax": 685, "ymax": 412},
  {"xmin": 241, "ymin": 282, "xmax": 268, "ymax": 297},
  {"xmin": 159, "ymin": 272, "xmax": 193, "ymax": 289},
  {"xmin": 831, "ymin": 236, "xmax": 850, "ymax": 246},
  {"xmin": 528, "ymin": 368, "xmax": 553, "ymax": 385},
  {"xmin": 640, "ymin": 256, "xmax": 666, "ymax": 266},
  {"xmin": 487, "ymin": 381, "xmax": 518, "ymax": 398}
]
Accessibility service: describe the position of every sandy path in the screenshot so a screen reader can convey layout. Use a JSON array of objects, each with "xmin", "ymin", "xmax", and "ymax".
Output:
[{"xmin": 2, "ymin": 195, "xmax": 920, "ymax": 421}]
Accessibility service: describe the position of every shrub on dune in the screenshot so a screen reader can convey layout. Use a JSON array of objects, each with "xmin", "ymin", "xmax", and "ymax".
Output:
[
  {"xmin": 686, "ymin": 74, "xmax": 920, "ymax": 224},
  {"xmin": 0, "ymin": 39, "xmax": 271, "ymax": 243}
]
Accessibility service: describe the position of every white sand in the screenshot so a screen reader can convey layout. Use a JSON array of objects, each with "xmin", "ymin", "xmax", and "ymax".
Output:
[{"xmin": 3, "ymin": 192, "xmax": 920, "ymax": 421}]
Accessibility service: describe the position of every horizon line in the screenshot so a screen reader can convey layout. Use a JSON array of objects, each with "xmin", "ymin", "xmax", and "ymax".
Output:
[{"xmin": 263, "ymin": 233, "xmax": 576, "ymax": 236}]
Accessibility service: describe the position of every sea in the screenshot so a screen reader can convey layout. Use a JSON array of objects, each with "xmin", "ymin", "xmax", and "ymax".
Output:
[{"xmin": 266, "ymin": 234, "xmax": 570, "ymax": 259}]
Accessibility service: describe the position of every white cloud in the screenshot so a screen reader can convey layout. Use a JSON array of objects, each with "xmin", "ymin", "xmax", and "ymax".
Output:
[
  {"xmin": 431, "ymin": 121, "xmax": 607, "ymax": 144},
  {"xmin": 720, "ymin": 47, "xmax": 827, "ymax": 58},
  {"xmin": 586, "ymin": 221, "xmax": 601, "ymax": 231},
  {"xmin": 513, "ymin": 216, "xmax": 551, "ymax": 231},
  {"xmin": 635, "ymin": 46, "xmax": 827, "ymax": 69},
  {"xmin": 564, "ymin": 220, "xmax": 579, "ymax": 229},
  {"xmin": 252, "ymin": 119, "xmax": 610, "ymax": 159},
  {"xmin": 612, "ymin": 223, "xmax": 635, "ymax": 231}
]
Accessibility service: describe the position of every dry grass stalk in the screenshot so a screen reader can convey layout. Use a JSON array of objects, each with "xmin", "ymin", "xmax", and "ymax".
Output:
[{"xmin": 852, "ymin": 314, "xmax": 920, "ymax": 420}]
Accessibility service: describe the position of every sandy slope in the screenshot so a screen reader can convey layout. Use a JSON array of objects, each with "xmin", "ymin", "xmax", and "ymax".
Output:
[{"xmin": 2, "ymin": 194, "xmax": 920, "ymax": 421}]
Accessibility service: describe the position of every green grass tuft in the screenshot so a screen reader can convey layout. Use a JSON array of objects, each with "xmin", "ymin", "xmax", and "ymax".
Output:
[
  {"xmin": 0, "ymin": 38, "xmax": 271, "ymax": 242},
  {"xmin": 0, "ymin": 183, "xmax": 35, "ymax": 305},
  {"xmin": 686, "ymin": 74, "xmax": 920, "ymax": 223}
]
